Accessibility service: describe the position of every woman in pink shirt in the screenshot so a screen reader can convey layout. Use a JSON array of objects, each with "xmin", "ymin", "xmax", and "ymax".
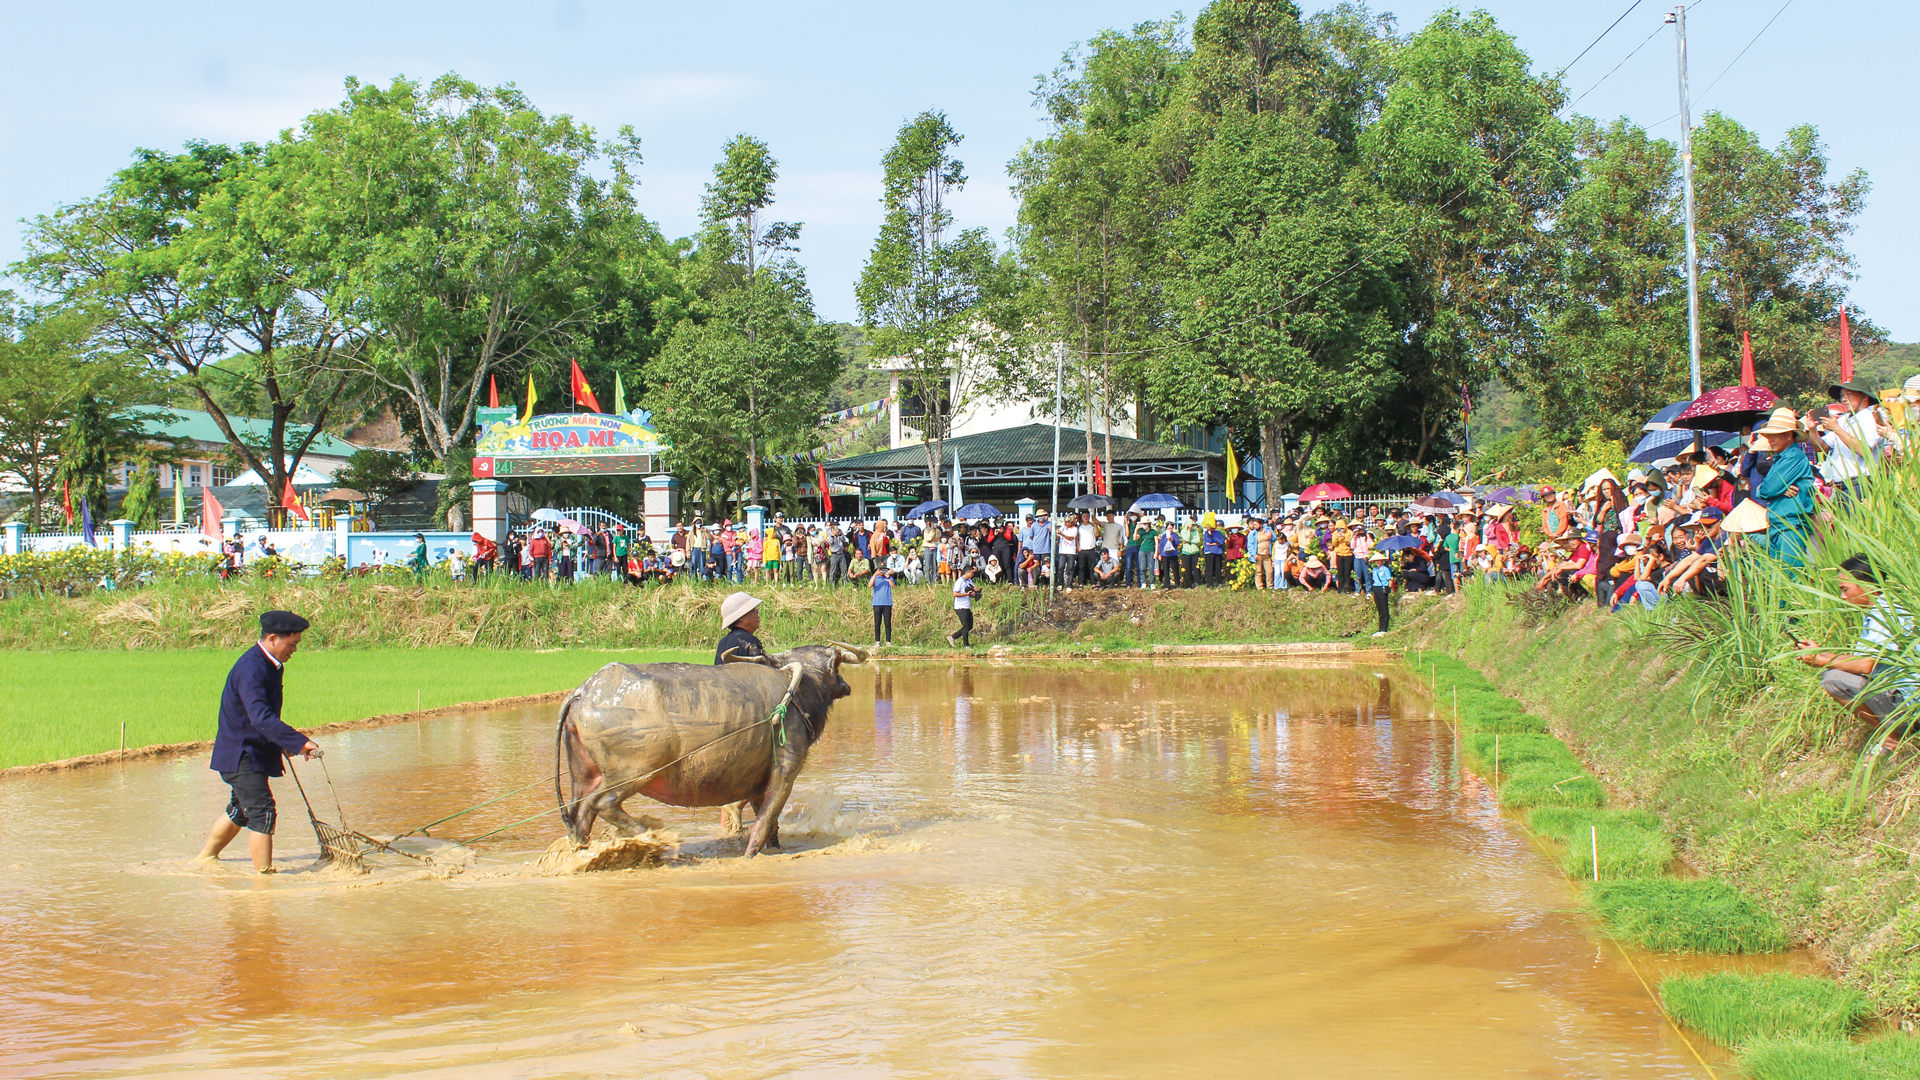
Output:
[{"xmin": 743, "ymin": 527, "xmax": 763, "ymax": 583}]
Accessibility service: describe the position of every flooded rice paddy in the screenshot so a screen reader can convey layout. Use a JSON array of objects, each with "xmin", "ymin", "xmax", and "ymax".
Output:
[{"xmin": 0, "ymin": 660, "xmax": 1805, "ymax": 1078}]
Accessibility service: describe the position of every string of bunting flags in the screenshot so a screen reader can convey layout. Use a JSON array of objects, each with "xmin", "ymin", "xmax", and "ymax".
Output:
[{"xmin": 746, "ymin": 398, "xmax": 892, "ymax": 467}]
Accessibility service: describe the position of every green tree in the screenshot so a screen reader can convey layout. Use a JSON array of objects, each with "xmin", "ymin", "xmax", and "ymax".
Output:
[
  {"xmin": 648, "ymin": 137, "xmax": 840, "ymax": 508},
  {"xmin": 0, "ymin": 297, "xmax": 164, "ymax": 529},
  {"xmin": 1015, "ymin": 19, "xmax": 1185, "ymax": 487},
  {"xmin": 295, "ymin": 75, "xmax": 662, "ymax": 461},
  {"xmin": 857, "ymin": 112, "xmax": 1001, "ymax": 503},
  {"xmin": 1358, "ymin": 9, "xmax": 1575, "ymax": 467},
  {"xmin": 17, "ymin": 141, "xmax": 363, "ymax": 498}
]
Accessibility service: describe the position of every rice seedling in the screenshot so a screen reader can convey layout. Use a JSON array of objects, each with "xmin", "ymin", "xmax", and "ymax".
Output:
[
  {"xmin": 1527, "ymin": 806, "xmax": 1662, "ymax": 840},
  {"xmin": 1660, "ymin": 971, "xmax": 1870, "ymax": 1048},
  {"xmin": 1465, "ymin": 731, "xmax": 1580, "ymax": 772},
  {"xmin": 1588, "ymin": 878, "xmax": 1789, "ymax": 953},
  {"xmin": 1737, "ymin": 1032, "xmax": 1920, "ymax": 1080},
  {"xmin": 0, "ymin": 647, "xmax": 703, "ymax": 769},
  {"xmin": 1559, "ymin": 823, "xmax": 1674, "ymax": 879},
  {"xmin": 1497, "ymin": 763, "xmax": 1607, "ymax": 810}
]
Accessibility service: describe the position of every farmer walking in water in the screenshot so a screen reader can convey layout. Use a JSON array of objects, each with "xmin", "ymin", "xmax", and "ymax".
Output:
[{"xmin": 197, "ymin": 610, "xmax": 320, "ymax": 873}]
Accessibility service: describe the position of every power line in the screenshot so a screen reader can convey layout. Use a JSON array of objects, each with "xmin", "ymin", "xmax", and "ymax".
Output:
[
  {"xmin": 1694, "ymin": 0, "xmax": 1793, "ymax": 103},
  {"xmin": 1571, "ymin": 23, "xmax": 1663, "ymax": 107},
  {"xmin": 1557, "ymin": 0, "xmax": 1643, "ymax": 78},
  {"xmin": 1649, "ymin": 0, "xmax": 1791, "ymax": 128}
]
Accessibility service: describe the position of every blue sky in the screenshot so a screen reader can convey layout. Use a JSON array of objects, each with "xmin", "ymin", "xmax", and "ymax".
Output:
[{"xmin": 3, "ymin": 1, "xmax": 1913, "ymax": 338}]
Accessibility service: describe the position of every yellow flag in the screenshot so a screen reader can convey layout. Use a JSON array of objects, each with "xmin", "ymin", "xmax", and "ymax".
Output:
[
  {"xmin": 522, "ymin": 373, "xmax": 538, "ymax": 423},
  {"xmin": 1225, "ymin": 440, "xmax": 1239, "ymax": 504}
]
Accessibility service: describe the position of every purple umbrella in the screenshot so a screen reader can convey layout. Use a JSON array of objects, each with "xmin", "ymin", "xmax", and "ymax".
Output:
[{"xmin": 1672, "ymin": 386, "xmax": 1777, "ymax": 432}]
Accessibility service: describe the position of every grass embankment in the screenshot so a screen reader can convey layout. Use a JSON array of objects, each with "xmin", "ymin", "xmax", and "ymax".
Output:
[
  {"xmin": 0, "ymin": 575, "xmax": 1440, "ymax": 653},
  {"xmin": 0, "ymin": 648, "xmax": 702, "ymax": 770},
  {"xmin": 1406, "ymin": 588, "xmax": 1920, "ymax": 1069}
]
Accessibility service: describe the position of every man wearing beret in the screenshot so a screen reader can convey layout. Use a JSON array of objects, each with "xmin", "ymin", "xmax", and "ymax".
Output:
[{"xmin": 196, "ymin": 610, "xmax": 321, "ymax": 873}]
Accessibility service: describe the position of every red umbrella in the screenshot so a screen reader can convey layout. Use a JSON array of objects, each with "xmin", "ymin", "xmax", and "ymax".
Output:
[
  {"xmin": 1300, "ymin": 482, "xmax": 1353, "ymax": 501},
  {"xmin": 1672, "ymin": 385, "xmax": 1777, "ymax": 432}
]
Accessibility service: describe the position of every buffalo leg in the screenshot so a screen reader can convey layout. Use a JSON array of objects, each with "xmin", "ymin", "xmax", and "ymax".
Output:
[
  {"xmin": 592, "ymin": 791, "xmax": 664, "ymax": 838},
  {"xmin": 745, "ymin": 778, "xmax": 794, "ymax": 856}
]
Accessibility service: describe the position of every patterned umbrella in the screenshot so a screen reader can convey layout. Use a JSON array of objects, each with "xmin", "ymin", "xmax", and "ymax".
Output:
[
  {"xmin": 1299, "ymin": 482, "xmax": 1352, "ymax": 501},
  {"xmin": 1628, "ymin": 428, "xmax": 1740, "ymax": 464},
  {"xmin": 1672, "ymin": 386, "xmax": 1777, "ymax": 431},
  {"xmin": 1410, "ymin": 495, "xmax": 1455, "ymax": 511}
]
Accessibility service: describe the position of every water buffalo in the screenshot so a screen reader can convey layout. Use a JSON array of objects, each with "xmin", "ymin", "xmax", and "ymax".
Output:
[{"xmin": 555, "ymin": 643, "xmax": 865, "ymax": 856}]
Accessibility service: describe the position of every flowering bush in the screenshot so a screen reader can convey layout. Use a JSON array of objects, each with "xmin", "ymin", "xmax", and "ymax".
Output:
[{"xmin": 0, "ymin": 548, "xmax": 223, "ymax": 596}]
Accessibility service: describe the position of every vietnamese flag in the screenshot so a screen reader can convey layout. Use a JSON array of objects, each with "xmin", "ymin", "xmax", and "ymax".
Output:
[
  {"xmin": 282, "ymin": 478, "xmax": 310, "ymax": 524},
  {"xmin": 817, "ymin": 463, "xmax": 833, "ymax": 515},
  {"xmin": 1740, "ymin": 331, "xmax": 1755, "ymax": 388},
  {"xmin": 202, "ymin": 484, "xmax": 224, "ymax": 540},
  {"xmin": 570, "ymin": 360, "xmax": 602, "ymax": 413},
  {"xmin": 1839, "ymin": 306, "xmax": 1855, "ymax": 383}
]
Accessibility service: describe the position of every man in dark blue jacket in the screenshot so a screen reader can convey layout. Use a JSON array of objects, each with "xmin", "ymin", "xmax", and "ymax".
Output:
[{"xmin": 197, "ymin": 610, "xmax": 320, "ymax": 873}]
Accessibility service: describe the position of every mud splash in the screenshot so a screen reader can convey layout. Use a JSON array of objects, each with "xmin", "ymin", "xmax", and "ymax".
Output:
[{"xmin": 0, "ymin": 661, "xmax": 1810, "ymax": 1078}]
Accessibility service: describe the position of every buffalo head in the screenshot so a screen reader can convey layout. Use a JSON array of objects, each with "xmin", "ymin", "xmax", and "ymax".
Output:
[{"xmin": 718, "ymin": 641, "xmax": 867, "ymax": 743}]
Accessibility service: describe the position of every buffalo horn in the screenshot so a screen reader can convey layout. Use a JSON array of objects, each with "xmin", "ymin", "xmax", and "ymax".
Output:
[
  {"xmin": 720, "ymin": 647, "xmax": 777, "ymax": 667},
  {"xmin": 826, "ymin": 640, "xmax": 870, "ymax": 666}
]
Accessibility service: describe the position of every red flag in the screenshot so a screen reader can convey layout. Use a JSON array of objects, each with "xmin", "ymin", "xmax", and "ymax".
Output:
[
  {"xmin": 1838, "ymin": 307, "xmax": 1854, "ymax": 383},
  {"xmin": 1740, "ymin": 331, "xmax": 1755, "ymax": 388},
  {"xmin": 817, "ymin": 463, "xmax": 833, "ymax": 515},
  {"xmin": 1093, "ymin": 456, "xmax": 1108, "ymax": 496},
  {"xmin": 488, "ymin": 375, "xmax": 499, "ymax": 408},
  {"xmin": 61, "ymin": 478, "xmax": 73, "ymax": 525},
  {"xmin": 281, "ymin": 479, "xmax": 310, "ymax": 524},
  {"xmin": 202, "ymin": 484, "xmax": 224, "ymax": 540},
  {"xmin": 569, "ymin": 360, "xmax": 602, "ymax": 413}
]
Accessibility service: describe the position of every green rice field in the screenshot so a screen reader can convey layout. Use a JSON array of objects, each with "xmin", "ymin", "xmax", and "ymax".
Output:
[{"xmin": 0, "ymin": 647, "xmax": 705, "ymax": 770}]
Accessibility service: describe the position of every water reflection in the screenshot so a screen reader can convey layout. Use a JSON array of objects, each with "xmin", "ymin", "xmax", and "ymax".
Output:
[{"xmin": 0, "ymin": 660, "xmax": 1751, "ymax": 1078}]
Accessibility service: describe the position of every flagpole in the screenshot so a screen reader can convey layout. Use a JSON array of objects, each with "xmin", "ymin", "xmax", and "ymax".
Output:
[
  {"xmin": 1670, "ymin": 4, "xmax": 1703, "ymax": 456},
  {"xmin": 1049, "ymin": 343, "xmax": 1063, "ymax": 598}
]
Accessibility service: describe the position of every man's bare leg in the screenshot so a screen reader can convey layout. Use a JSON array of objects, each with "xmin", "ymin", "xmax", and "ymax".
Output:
[{"xmin": 198, "ymin": 816, "xmax": 276, "ymax": 872}]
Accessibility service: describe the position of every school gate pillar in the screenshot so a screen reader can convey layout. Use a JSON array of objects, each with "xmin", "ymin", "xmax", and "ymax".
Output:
[
  {"xmin": 109, "ymin": 519, "xmax": 135, "ymax": 551},
  {"xmin": 471, "ymin": 479, "xmax": 508, "ymax": 547},
  {"xmin": 4, "ymin": 521, "xmax": 26, "ymax": 555},
  {"xmin": 643, "ymin": 476, "xmax": 680, "ymax": 541}
]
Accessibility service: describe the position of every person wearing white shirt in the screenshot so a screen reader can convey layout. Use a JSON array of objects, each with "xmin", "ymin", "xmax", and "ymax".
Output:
[
  {"xmin": 1057, "ymin": 516, "xmax": 1079, "ymax": 586},
  {"xmin": 1815, "ymin": 380, "xmax": 1884, "ymax": 498}
]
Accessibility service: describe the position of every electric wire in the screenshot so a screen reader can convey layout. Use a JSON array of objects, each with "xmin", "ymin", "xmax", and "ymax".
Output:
[
  {"xmin": 1571, "ymin": 23, "xmax": 1664, "ymax": 107},
  {"xmin": 1649, "ymin": 0, "xmax": 1792, "ymax": 128},
  {"xmin": 1556, "ymin": 0, "xmax": 1642, "ymax": 78}
]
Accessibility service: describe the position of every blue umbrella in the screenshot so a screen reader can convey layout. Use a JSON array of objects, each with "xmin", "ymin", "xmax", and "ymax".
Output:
[
  {"xmin": 1375, "ymin": 534, "xmax": 1422, "ymax": 552},
  {"xmin": 1628, "ymin": 428, "xmax": 1738, "ymax": 464},
  {"xmin": 907, "ymin": 499, "xmax": 948, "ymax": 518},
  {"xmin": 1129, "ymin": 493, "xmax": 1184, "ymax": 512},
  {"xmin": 1643, "ymin": 400, "xmax": 1694, "ymax": 431},
  {"xmin": 955, "ymin": 502, "xmax": 1002, "ymax": 520}
]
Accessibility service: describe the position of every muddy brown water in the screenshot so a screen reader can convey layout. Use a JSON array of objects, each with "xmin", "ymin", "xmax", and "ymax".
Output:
[{"xmin": 0, "ymin": 660, "xmax": 1810, "ymax": 1078}]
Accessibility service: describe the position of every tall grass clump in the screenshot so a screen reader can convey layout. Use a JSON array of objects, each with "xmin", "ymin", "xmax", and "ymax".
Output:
[
  {"xmin": 1497, "ymin": 765, "xmax": 1607, "ymax": 810},
  {"xmin": 1661, "ymin": 971, "xmax": 1870, "ymax": 1048},
  {"xmin": 1738, "ymin": 1032, "xmax": 1920, "ymax": 1080},
  {"xmin": 1589, "ymin": 878, "xmax": 1788, "ymax": 953},
  {"xmin": 1653, "ymin": 457, "xmax": 1920, "ymax": 774}
]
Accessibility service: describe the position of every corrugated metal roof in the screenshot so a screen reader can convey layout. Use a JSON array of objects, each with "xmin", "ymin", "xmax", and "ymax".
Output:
[
  {"xmin": 145, "ymin": 408, "xmax": 361, "ymax": 458},
  {"xmin": 829, "ymin": 424, "xmax": 1216, "ymax": 470}
]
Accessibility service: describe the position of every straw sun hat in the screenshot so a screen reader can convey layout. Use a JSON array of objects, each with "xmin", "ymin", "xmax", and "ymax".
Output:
[{"xmin": 1747, "ymin": 407, "xmax": 1801, "ymax": 448}]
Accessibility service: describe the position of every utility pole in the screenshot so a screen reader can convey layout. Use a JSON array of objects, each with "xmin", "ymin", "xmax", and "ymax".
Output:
[{"xmin": 1668, "ymin": 5, "xmax": 1703, "ymax": 403}]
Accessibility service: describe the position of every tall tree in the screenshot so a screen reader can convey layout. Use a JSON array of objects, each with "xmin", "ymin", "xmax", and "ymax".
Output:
[
  {"xmin": 1015, "ymin": 19, "xmax": 1185, "ymax": 484},
  {"xmin": 294, "ymin": 76, "xmax": 657, "ymax": 461},
  {"xmin": 1358, "ymin": 9, "xmax": 1575, "ymax": 467},
  {"xmin": 857, "ymin": 111, "xmax": 1000, "ymax": 504},
  {"xmin": 647, "ymin": 137, "xmax": 840, "ymax": 507},
  {"xmin": 16, "ymin": 141, "xmax": 361, "ymax": 497}
]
